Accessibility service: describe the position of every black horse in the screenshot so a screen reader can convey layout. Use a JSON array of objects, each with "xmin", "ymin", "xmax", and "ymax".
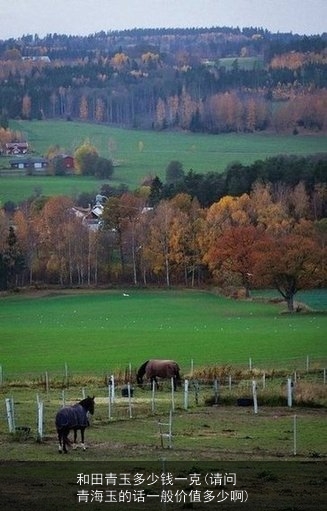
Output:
[
  {"xmin": 136, "ymin": 359, "xmax": 181, "ymax": 391},
  {"xmin": 55, "ymin": 396, "xmax": 95, "ymax": 453}
]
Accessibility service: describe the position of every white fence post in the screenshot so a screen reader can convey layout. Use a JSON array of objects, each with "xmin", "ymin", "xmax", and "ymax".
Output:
[
  {"xmin": 108, "ymin": 384, "xmax": 112, "ymax": 419},
  {"xmin": 293, "ymin": 415, "xmax": 297, "ymax": 456},
  {"xmin": 45, "ymin": 371, "xmax": 49, "ymax": 394},
  {"xmin": 213, "ymin": 379, "xmax": 219, "ymax": 404},
  {"xmin": 151, "ymin": 380, "xmax": 156, "ymax": 412},
  {"xmin": 184, "ymin": 379, "xmax": 189, "ymax": 410},
  {"xmin": 252, "ymin": 380, "xmax": 258, "ymax": 414},
  {"xmin": 64, "ymin": 362, "xmax": 69, "ymax": 386},
  {"xmin": 37, "ymin": 398, "xmax": 44, "ymax": 441},
  {"xmin": 110, "ymin": 375, "xmax": 115, "ymax": 403},
  {"xmin": 127, "ymin": 382, "xmax": 132, "ymax": 419},
  {"xmin": 193, "ymin": 380, "xmax": 199, "ymax": 405},
  {"xmin": 287, "ymin": 378, "xmax": 293, "ymax": 407},
  {"xmin": 171, "ymin": 377, "xmax": 175, "ymax": 412},
  {"xmin": 5, "ymin": 397, "xmax": 15, "ymax": 433}
]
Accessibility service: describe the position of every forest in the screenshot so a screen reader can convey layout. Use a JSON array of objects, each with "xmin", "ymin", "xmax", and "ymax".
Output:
[
  {"xmin": 0, "ymin": 27, "xmax": 327, "ymax": 133},
  {"xmin": 0, "ymin": 28, "xmax": 327, "ymax": 305},
  {"xmin": 1, "ymin": 160, "xmax": 326, "ymax": 311}
]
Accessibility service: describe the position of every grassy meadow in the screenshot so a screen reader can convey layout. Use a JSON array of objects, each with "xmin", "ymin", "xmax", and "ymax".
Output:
[
  {"xmin": 0, "ymin": 289, "xmax": 326, "ymax": 479},
  {"xmin": 1, "ymin": 289, "xmax": 326, "ymax": 379},
  {"xmin": 1, "ymin": 119, "xmax": 327, "ymax": 203}
]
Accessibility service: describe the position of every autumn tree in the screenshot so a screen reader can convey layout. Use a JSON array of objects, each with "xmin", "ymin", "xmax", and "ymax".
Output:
[
  {"xmin": 79, "ymin": 95, "xmax": 88, "ymax": 120},
  {"xmin": 203, "ymin": 224, "xmax": 263, "ymax": 297},
  {"xmin": 155, "ymin": 98, "xmax": 167, "ymax": 129},
  {"xmin": 74, "ymin": 140, "xmax": 99, "ymax": 175},
  {"xmin": 101, "ymin": 193, "xmax": 144, "ymax": 280},
  {"xmin": 165, "ymin": 160, "xmax": 184, "ymax": 185},
  {"xmin": 254, "ymin": 224, "xmax": 322, "ymax": 312},
  {"xmin": 13, "ymin": 206, "xmax": 40, "ymax": 284},
  {"xmin": 22, "ymin": 94, "xmax": 31, "ymax": 119},
  {"xmin": 250, "ymin": 182, "xmax": 292, "ymax": 233},
  {"xmin": 0, "ymin": 226, "xmax": 25, "ymax": 290},
  {"xmin": 145, "ymin": 200, "xmax": 176, "ymax": 286},
  {"xmin": 95, "ymin": 96, "xmax": 105, "ymax": 123},
  {"xmin": 94, "ymin": 157, "xmax": 114, "ymax": 179},
  {"xmin": 37, "ymin": 196, "xmax": 79, "ymax": 285},
  {"xmin": 0, "ymin": 211, "xmax": 9, "ymax": 289},
  {"xmin": 168, "ymin": 194, "xmax": 205, "ymax": 286}
]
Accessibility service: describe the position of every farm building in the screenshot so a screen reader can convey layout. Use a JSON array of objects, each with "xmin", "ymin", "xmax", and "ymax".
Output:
[
  {"xmin": 5, "ymin": 142, "xmax": 29, "ymax": 155},
  {"xmin": 52, "ymin": 154, "xmax": 75, "ymax": 170},
  {"xmin": 72, "ymin": 203, "xmax": 104, "ymax": 231},
  {"xmin": 10, "ymin": 157, "xmax": 48, "ymax": 172}
]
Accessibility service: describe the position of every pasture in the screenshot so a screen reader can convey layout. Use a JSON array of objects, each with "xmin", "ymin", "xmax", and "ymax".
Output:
[
  {"xmin": 1, "ymin": 119, "xmax": 327, "ymax": 203},
  {"xmin": 1, "ymin": 289, "xmax": 327, "ymax": 379},
  {"xmin": 1, "ymin": 289, "xmax": 326, "ymax": 509}
]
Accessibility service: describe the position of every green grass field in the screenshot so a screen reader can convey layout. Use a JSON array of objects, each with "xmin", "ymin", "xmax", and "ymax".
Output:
[
  {"xmin": 1, "ymin": 119, "xmax": 327, "ymax": 203},
  {"xmin": 0, "ymin": 289, "xmax": 326, "ymax": 472},
  {"xmin": 217, "ymin": 56, "xmax": 264, "ymax": 70},
  {"xmin": 1, "ymin": 289, "xmax": 326, "ymax": 378}
]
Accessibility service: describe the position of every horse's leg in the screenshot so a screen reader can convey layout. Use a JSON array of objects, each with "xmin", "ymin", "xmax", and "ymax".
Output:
[
  {"xmin": 63, "ymin": 429, "xmax": 69, "ymax": 453},
  {"xmin": 58, "ymin": 430, "xmax": 63, "ymax": 453},
  {"xmin": 80, "ymin": 427, "xmax": 86, "ymax": 450},
  {"xmin": 154, "ymin": 376, "xmax": 159, "ymax": 390},
  {"xmin": 72, "ymin": 428, "xmax": 78, "ymax": 449}
]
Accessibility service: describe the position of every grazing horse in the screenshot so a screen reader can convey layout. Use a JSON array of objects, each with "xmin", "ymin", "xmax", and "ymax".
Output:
[
  {"xmin": 137, "ymin": 359, "xmax": 181, "ymax": 390},
  {"xmin": 55, "ymin": 396, "xmax": 95, "ymax": 453}
]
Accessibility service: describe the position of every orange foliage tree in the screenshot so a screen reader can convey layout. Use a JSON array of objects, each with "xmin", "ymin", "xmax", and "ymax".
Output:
[
  {"xmin": 254, "ymin": 225, "xmax": 322, "ymax": 312},
  {"xmin": 203, "ymin": 224, "xmax": 264, "ymax": 297}
]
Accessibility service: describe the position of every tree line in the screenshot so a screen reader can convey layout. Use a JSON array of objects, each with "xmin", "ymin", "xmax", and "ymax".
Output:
[
  {"xmin": 148, "ymin": 154, "xmax": 327, "ymax": 213},
  {"xmin": 1, "ymin": 29, "xmax": 327, "ymax": 133},
  {"xmin": 1, "ymin": 160, "xmax": 326, "ymax": 311}
]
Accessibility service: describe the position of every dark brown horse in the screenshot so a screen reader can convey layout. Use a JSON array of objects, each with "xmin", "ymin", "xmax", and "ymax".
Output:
[
  {"xmin": 136, "ymin": 359, "xmax": 181, "ymax": 390},
  {"xmin": 55, "ymin": 396, "xmax": 95, "ymax": 453}
]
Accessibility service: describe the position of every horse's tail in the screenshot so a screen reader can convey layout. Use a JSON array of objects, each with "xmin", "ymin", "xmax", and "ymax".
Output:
[{"xmin": 55, "ymin": 410, "xmax": 68, "ymax": 431}]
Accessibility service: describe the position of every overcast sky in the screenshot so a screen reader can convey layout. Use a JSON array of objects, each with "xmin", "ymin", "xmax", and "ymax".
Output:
[{"xmin": 1, "ymin": 0, "xmax": 326, "ymax": 40}]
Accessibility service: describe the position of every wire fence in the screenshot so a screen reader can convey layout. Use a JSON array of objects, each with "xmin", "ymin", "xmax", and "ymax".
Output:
[{"xmin": 0, "ymin": 354, "xmax": 326, "ymax": 388}]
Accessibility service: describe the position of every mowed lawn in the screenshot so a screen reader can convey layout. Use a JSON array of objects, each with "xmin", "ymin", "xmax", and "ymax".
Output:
[
  {"xmin": 1, "ymin": 119, "xmax": 327, "ymax": 203},
  {"xmin": 1, "ymin": 289, "xmax": 326, "ymax": 377}
]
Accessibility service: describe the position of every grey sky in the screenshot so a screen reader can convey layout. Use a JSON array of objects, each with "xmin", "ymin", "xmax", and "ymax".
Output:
[{"xmin": 1, "ymin": 0, "xmax": 326, "ymax": 40}]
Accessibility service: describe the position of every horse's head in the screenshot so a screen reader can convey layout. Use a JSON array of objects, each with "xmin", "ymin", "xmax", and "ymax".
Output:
[
  {"xmin": 81, "ymin": 396, "xmax": 95, "ymax": 415},
  {"xmin": 136, "ymin": 373, "xmax": 143, "ymax": 385},
  {"xmin": 136, "ymin": 360, "xmax": 148, "ymax": 386}
]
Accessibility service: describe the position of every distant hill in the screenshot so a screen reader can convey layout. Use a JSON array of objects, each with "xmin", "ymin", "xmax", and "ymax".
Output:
[{"xmin": 0, "ymin": 28, "xmax": 327, "ymax": 133}]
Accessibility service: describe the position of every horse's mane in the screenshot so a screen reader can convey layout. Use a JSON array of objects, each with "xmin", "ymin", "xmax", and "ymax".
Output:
[
  {"xmin": 77, "ymin": 396, "xmax": 95, "ymax": 414},
  {"xmin": 137, "ymin": 360, "xmax": 149, "ymax": 377},
  {"xmin": 79, "ymin": 397, "xmax": 91, "ymax": 407}
]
